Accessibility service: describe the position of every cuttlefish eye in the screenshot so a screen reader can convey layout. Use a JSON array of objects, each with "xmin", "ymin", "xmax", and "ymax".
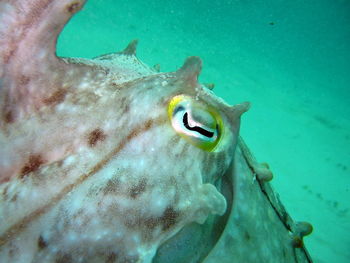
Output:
[{"xmin": 168, "ymin": 95, "xmax": 223, "ymax": 151}]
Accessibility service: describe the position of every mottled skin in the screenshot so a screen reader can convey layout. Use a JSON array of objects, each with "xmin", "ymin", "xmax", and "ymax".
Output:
[{"xmin": 0, "ymin": 0, "xmax": 312, "ymax": 262}]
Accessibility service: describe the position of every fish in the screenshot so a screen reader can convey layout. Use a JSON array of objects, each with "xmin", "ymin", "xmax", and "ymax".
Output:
[{"xmin": 0, "ymin": 0, "xmax": 313, "ymax": 262}]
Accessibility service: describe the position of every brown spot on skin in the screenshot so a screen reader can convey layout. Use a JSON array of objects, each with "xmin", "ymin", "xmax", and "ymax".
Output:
[
  {"xmin": 129, "ymin": 179, "xmax": 146, "ymax": 198},
  {"xmin": 103, "ymin": 178, "xmax": 120, "ymax": 194},
  {"xmin": 66, "ymin": 2, "xmax": 81, "ymax": 14},
  {"xmin": 43, "ymin": 88, "xmax": 67, "ymax": 105},
  {"xmin": 3, "ymin": 99, "xmax": 15, "ymax": 124},
  {"xmin": 128, "ymin": 206, "xmax": 179, "ymax": 232},
  {"xmin": 144, "ymin": 218, "xmax": 158, "ymax": 229},
  {"xmin": 38, "ymin": 235, "xmax": 47, "ymax": 249},
  {"xmin": 18, "ymin": 75, "xmax": 30, "ymax": 86},
  {"xmin": 3, "ymin": 110, "xmax": 14, "ymax": 123},
  {"xmin": 20, "ymin": 154, "xmax": 44, "ymax": 178},
  {"xmin": 144, "ymin": 119, "xmax": 152, "ymax": 130},
  {"xmin": 160, "ymin": 206, "xmax": 179, "ymax": 230},
  {"xmin": 88, "ymin": 128, "xmax": 107, "ymax": 147}
]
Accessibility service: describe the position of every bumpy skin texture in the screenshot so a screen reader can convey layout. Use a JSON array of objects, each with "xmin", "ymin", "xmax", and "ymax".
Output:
[{"xmin": 0, "ymin": 0, "xmax": 312, "ymax": 262}]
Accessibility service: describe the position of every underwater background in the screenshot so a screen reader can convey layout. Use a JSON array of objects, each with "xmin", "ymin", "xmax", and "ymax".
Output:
[{"xmin": 57, "ymin": 0, "xmax": 350, "ymax": 262}]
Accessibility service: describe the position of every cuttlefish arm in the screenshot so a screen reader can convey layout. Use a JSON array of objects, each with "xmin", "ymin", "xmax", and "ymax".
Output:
[
  {"xmin": 202, "ymin": 138, "xmax": 313, "ymax": 263},
  {"xmin": 152, "ymin": 139, "xmax": 313, "ymax": 263}
]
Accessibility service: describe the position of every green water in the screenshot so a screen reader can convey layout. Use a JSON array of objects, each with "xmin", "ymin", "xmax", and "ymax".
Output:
[{"xmin": 58, "ymin": 0, "xmax": 350, "ymax": 262}]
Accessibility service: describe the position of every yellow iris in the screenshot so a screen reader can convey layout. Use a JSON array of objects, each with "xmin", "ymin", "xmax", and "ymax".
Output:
[{"xmin": 168, "ymin": 95, "xmax": 224, "ymax": 151}]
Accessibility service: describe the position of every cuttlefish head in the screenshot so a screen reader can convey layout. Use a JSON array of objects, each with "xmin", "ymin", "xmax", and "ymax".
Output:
[
  {"xmin": 41, "ymin": 55, "xmax": 251, "ymax": 261},
  {"xmin": 68, "ymin": 55, "xmax": 251, "ymax": 261}
]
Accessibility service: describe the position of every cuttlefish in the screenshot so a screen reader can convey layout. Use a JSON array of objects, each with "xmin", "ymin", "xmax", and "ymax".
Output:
[{"xmin": 0, "ymin": 0, "xmax": 313, "ymax": 262}]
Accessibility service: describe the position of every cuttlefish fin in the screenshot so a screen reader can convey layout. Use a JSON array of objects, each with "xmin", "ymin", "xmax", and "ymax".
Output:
[{"xmin": 0, "ymin": 0, "xmax": 86, "ymax": 123}]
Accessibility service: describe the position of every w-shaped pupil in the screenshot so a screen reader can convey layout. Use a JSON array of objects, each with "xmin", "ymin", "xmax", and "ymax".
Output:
[{"xmin": 183, "ymin": 112, "xmax": 214, "ymax": 138}]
